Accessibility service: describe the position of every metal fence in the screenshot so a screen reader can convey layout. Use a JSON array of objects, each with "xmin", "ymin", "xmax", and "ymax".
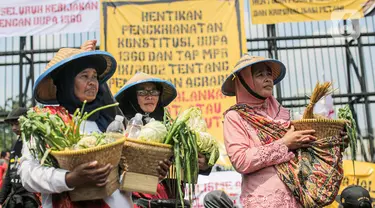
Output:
[{"xmin": 1, "ymin": 1, "xmax": 374, "ymax": 161}]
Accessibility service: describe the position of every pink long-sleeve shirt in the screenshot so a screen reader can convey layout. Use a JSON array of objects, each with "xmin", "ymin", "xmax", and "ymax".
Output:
[{"xmin": 224, "ymin": 110, "xmax": 302, "ymax": 208}]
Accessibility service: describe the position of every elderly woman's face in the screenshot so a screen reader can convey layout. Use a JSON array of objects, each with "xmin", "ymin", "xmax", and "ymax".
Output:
[
  {"xmin": 74, "ymin": 68, "xmax": 99, "ymax": 103},
  {"xmin": 251, "ymin": 65, "xmax": 274, "ymax": 98},
  {"xmin": 136, "ymin": 82, "xmax": 160, "ymax": 113}
]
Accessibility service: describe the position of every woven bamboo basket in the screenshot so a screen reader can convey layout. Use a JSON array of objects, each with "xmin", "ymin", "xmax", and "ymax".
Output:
[
  {"xmin": 51, "ymin": 137, "xmax": 126, "ymax": 201},
  {"xmin": 292, "ymin": 82, "xmax": 347, "ymax": 140},
  {"xmin": 293, "ymin": 119, "xmax": 346, "ymax": 140},
  {"xmin": 120, "ymin": 138, "xmax": 173, "ymax": 194}
]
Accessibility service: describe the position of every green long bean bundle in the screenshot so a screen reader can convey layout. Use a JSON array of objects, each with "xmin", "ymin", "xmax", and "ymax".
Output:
[{"xmin": 163, "ymin": 107, "xmax": 219, "ymax": 207}]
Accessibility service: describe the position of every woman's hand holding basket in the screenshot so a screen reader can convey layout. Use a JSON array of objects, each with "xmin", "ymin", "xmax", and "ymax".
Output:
[
  {"xmin": 282, "ymin": 125, "xmax": 317, "ymax": 150},
  {"xmin": 157, "ymin": 159, "xmax": 172, "ymax": 181},
  {"xmin": 65, "ymin": 161, "xmax": 113, "ymax": 188}
]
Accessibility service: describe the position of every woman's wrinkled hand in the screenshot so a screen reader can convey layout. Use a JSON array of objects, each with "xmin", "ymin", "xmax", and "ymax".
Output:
[
  {"xmin": 157, "ymin": 159, "xmax": 172, "ymax": 181},
  {"xmin": 282, "ymin": 125, "xmax": 317, "ymax": 150},
  {"xmin": 80, "ymin": 40, "xmax": 97, "ymax": 51},
  {"xmin": 65, "ymin": 161, "xmax": 113, "ymax": 188}
]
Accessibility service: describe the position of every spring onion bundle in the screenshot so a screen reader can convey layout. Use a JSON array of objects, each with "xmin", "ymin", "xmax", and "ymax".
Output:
[{"xmin": 163, "ymin": 107, "xmax": 219, "ymax": 206}]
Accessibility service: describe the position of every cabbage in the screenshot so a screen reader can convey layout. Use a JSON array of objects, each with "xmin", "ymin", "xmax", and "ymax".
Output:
[
  {"xmin": 72, "ymin": 132, "xmax": 112, "ymax": 150},
  {"xmin": 75, "ymin": 135, "xmax": 97, "ymax": 149},
  {"xmin": 186, "ymin": 112, "xmax": 207, "ymax": 132},
  {"xmin": 176, "ymin": 107, "xmax": 207, "ymax": 132},
  {"xmin": 197, "ymin": 132, "xmax": 220, "ymax": 166},
  {"xmin": 176, "ymin": 107, "xmax": 201, "ymax": 123},
  {"xmin": 180, "ymin": 108, "xmax": 218, "ymax": 166},
  {"xmin": 138, "ymin": 120, "xmax": 167, "ymax": 143}
]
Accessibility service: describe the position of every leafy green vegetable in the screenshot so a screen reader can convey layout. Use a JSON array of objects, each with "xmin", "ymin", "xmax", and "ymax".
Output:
[
  {"xmin": 196, "ymin": 132, "xmax": 220, "ymax": 166},
  {"xmin": 164, "ymin": 107, "xmax": 201, "ymax": 144},
  {"xmin": 163, "ymin": 107, "xmax": 220, "ymax": 207},
  {"xmin": 138, "ymin": 119, "xmax": 168, "ymax": 143},
  {"xmin": 337, "ymin": 105, "xmax": 358, "ymax": 175},
  {"xmin": 20, "ymin": 102, "xmax": 120, "ymax": 167}
]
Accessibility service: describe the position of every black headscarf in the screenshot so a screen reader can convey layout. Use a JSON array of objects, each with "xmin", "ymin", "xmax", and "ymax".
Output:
[
  {"xmin": 52, "ymin": 56, "xmax": 123, "ymax": 132},
  {"xmin": 118, "ymin": 83, "xmax": 165, "ymax": 124}
]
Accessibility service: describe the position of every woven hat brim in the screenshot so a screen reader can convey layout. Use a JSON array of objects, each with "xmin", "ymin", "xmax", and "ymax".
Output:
[
  {"xmin": 4, "ymin": 107, "xmax": 28, "ymax": 123},
  {"xmin": 33, "ymin": 51, "xmax": 117, "ymax": 105},
  {"xmin": 114, "ymin": 78, "xmax": 177, "ymax": 107},
  {"xmin": 221, "ymin": 59, "xmax": 286, "ymax": 96}
]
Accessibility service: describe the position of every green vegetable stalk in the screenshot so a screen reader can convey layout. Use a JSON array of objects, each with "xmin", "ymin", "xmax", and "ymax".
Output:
[
  {"xmin": 338, "ymin": 105, "xmax": 358, "ymax": 175},
  {"xmin": 20, "ymin": 102, "xmax": 120, "ymax": 167},
  {"xmin": 164, "ymin": 107, "xmax": 200, "ymax": 144},
  {"xmin": 163, "ymin": 107, "xmax": 219, "ymax": 207}
]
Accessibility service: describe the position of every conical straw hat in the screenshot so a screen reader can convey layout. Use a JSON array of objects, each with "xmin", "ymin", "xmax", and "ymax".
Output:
[
  {"xmin": 114, "ymin": 72, "xmax": 177, "ymax": 107},
  {"xmin": 221, "ymin": 54, "xmax": 286, "ymax": 96},
  {"xmin": 33, "ymin": 48, "xmax": 117, "ymax": 104}
]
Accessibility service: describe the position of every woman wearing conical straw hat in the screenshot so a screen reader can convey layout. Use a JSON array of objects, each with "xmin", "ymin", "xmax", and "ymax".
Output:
[
  {"xmin": 115, "ymin": 73, "xmax": 215, "ymax": 207},
  {"xmin": 114, "ymin": 72, "xmax": 177, "ymax": 124},
  {"xmin": 221, "ymin": 54, "xmax": 348, "ymax": 207},
  {"xmin": 18, "ymin": 48, "xmax": 133, "ymax": 208}
]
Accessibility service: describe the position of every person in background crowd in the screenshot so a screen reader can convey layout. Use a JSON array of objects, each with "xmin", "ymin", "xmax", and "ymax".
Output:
[
  {"xmin": 0, "ymin": 152, "xmax": 10, "ymax": 163},
  {"xmin": 0, "ymin": 108, "xmax": 41, "ymax": 208},
  {"xmin": 203, "ymin": 190, "xmax": 235, "ymax": 208},
  {"xmin": 335, "ymin": 185, "xmax": 374, "ymax": 208},
  {"xmin": 0, "ymin": 150, "xmax": 10, "ymax": 190}
]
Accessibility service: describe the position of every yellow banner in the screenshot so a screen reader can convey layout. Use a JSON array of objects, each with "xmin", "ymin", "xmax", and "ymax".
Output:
[
  {"xmin": 250, "ymin": 0, "xmax": 369, "ymax": 24},
  {"xmin": 100, "ymin": 0, "xmax": 247, "ymax": 169}
]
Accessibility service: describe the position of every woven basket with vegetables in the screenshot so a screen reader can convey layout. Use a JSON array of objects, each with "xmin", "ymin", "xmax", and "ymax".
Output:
[
  {"xmin": 20, "ymin": 102, "xmax": 125, "ymax": 201},
  {"xmin": 293, "ymin": 82, "xmax": 347, "ymax": 140},
  {"xmin": 119, "ymin": 118, "xmax": 173, "ymax": 194},
  {"xmin": 120, "ymin": 107, "xmax": 220, "ymax": 206},
  {"xmin": 121, "ymin": 139, "xmax": 173, "ymax": 177}
]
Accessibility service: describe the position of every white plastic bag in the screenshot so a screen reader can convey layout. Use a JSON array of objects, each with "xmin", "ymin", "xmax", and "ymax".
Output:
[{"xmin": 313, "ymin": 94, "xmax": 335, "ymax": 119}]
